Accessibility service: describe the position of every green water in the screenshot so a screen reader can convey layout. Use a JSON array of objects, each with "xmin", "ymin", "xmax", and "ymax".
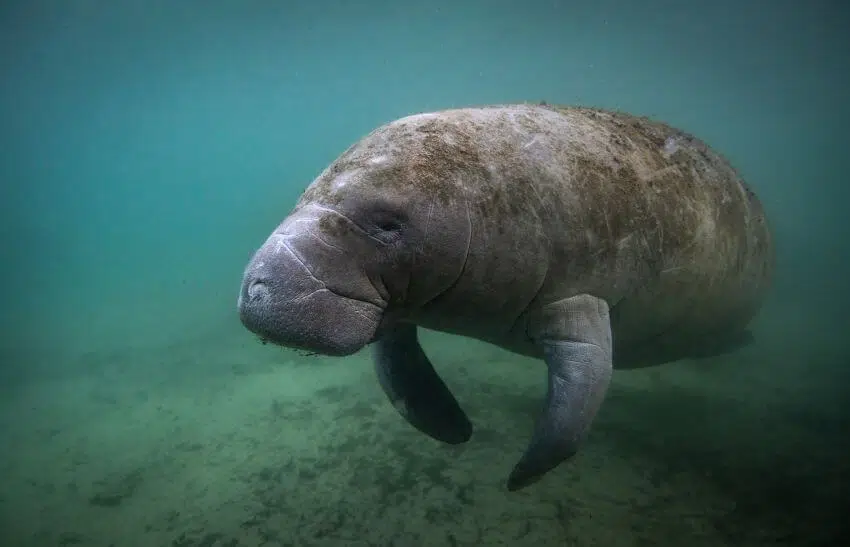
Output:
[{"xmin": 1, "ymin": 1, "xmax": 847, "ymax": 545}]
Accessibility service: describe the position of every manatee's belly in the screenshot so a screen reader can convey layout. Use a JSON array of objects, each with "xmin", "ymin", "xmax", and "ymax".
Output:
[
  {"xmin": 409, "ymin": 255, "xmax": 769, "ymax": 368},
  {"xmin": 605, "ymin": 266, "xmax": 769, "ymax": 368},
  {"xmin": 408, "ymin": 311, "xmax": 543, "ymax": 359}
]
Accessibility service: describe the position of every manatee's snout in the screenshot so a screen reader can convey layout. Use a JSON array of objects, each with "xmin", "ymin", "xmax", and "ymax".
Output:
[
  {"xmin": 240, "ymin": 277, "xmax": 270, "ymax": 308},
  {"xmin": 238, "ymin": 222, "xmax": 385, "ymax": 356}
]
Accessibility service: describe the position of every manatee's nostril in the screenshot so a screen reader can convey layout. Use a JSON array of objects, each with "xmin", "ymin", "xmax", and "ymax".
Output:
[{"xmin": 247, "ymin": 280, "xmax": 270, "ymax": 301}]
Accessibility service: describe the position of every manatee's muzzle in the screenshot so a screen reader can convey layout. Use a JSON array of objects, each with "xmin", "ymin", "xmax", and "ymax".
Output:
[{"xmin": 238, "ymin": 231, "xmax": 384, "ymax": 356}]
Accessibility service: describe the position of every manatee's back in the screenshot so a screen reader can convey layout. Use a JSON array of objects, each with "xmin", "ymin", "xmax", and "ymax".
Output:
[
  {"xmin": 535, "ymin": 105, "xmax": 774, "ymax": 366},
  {"xmin": 349, "ymin": 103, "xmax": 773, "ymax": 364}
]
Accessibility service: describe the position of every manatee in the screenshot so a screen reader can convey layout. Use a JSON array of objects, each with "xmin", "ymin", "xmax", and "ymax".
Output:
[{"xmin": 237, "ymin": 103, "xmax": 774, "ymax": 491}]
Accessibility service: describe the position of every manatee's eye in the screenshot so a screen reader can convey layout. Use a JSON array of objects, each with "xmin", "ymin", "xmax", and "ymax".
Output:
[
  {"xmin": 370, "ymin": 210, "xmax": 405, "ymax": 242},
  {"xmin": 376, "ymin": 219, "xmax": 402, "ymax": 232}
]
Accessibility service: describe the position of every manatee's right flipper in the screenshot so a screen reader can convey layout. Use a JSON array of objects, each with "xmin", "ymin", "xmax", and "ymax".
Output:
[
  {"xmin": 372, "ymin": 322, "xmax": 472, "ymax": 444},
  {"xmin": 507, "ymin": 294, "xmax": 614, "ymax": 491}
]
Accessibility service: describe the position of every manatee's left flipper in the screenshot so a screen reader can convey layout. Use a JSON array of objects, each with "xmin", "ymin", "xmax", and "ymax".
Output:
[
  {"xmin": 372, "ymin": 322, "xmax": 472, "ymax": 444},
  {"xmin": 507, "ymin": 294, "xmax": 614, "ymax": 491}
]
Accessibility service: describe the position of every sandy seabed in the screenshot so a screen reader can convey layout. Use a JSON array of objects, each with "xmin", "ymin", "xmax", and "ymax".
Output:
[{"xmin": 1, "ymin": 308, "xmax": 846, "ymax": 546}]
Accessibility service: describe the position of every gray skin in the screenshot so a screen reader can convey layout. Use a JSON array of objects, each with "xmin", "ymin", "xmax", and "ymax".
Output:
[{"xmin": 238, "ymin": 103, "xmax": 774, "ymax": 491}]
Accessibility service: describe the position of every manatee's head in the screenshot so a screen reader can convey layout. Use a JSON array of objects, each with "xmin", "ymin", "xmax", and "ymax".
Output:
[{"xmin": 238, "ymin": 114, "xmax": 477, "ymax": 356}]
